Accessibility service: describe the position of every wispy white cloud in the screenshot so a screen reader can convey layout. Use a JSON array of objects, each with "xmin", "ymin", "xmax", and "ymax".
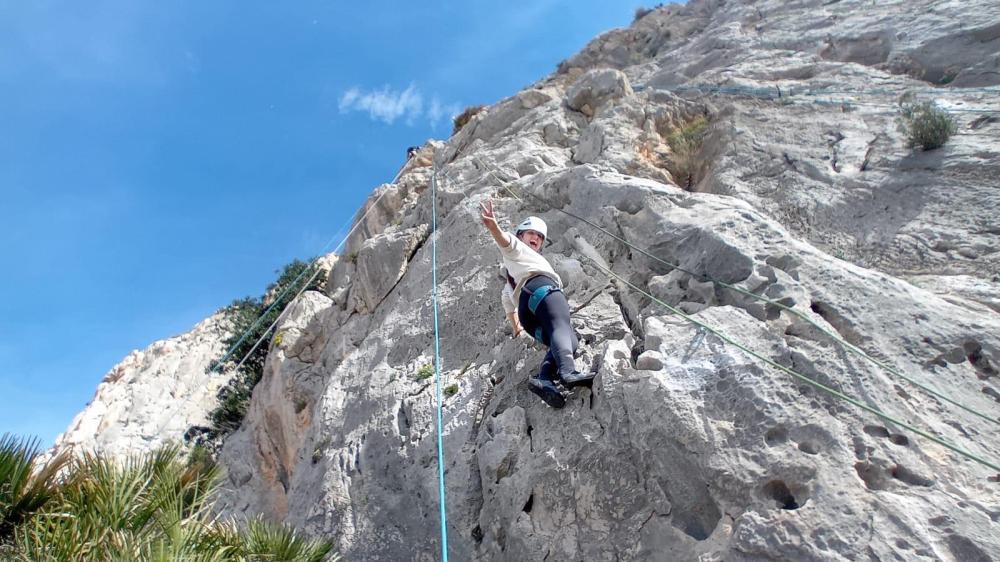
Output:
[
  {"xmin": 427, "ymin": 95, "xmax": 462, "ymax": 127},
  {"xmin": 338, "ymin": 84, "xmax": 460, "ymax": 128}
]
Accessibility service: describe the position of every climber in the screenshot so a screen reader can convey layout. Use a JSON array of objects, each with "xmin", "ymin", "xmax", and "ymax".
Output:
[{"xmin": 479, "ymin": 199, "xmax": 594, "ymax": 408}]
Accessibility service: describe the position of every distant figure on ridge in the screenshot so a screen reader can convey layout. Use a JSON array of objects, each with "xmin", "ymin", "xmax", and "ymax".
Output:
[{"xmin": 479, "ymin": 199, "xmax": 594, "ymax": 408}]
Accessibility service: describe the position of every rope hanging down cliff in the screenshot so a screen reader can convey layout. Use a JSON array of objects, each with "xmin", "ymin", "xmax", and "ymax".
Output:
[
  {"xmin": 209, "ymin": 162, "xmax": 410, "ymax": 376},
  {"xmin": 460, "ymin": 157, "xmax": 999, "ymax": 474},
  {"xmin": 471, "ymin": 156, "xmax": 999, "ymax": 429},
  {"xmin": 429, "ymin": 166, "xmax": 451, "ymax": 562}
]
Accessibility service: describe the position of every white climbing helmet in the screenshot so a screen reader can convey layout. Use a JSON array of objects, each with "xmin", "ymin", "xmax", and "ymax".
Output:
[{"xmin": 515, "ymin": 216, "xmax": 548, "ymax": 240}]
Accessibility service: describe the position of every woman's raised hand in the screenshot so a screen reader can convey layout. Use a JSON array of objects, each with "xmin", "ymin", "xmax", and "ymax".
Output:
[
  {"xmin": 479, "ymin": 199, "xmax": 497, "ymax": 228},
  {"xmin": 480, "ymin": 198, "xmax": 510, "ymax": 247}
]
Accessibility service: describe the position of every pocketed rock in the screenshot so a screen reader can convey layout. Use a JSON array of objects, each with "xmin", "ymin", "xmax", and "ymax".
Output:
[{"xmin": 58, "ymin": 1, "xmax": 1000, "ymax": 560}]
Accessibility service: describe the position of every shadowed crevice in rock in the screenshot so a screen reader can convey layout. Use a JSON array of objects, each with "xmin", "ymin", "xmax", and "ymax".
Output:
[
  {"xmin": 58, "ymin": 1, "xmax": 1000, "ymax": 560},
  {"xmin": 762, "ymin": 479, "xmax": 803, "ymax": 510}
]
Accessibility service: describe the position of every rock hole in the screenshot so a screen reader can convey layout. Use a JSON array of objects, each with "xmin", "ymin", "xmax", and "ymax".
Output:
[
  {"xmin": 889, "ymin": 434, "xmax": 909, "ymax": 446},
  {"xmin": 762, "ymin": 480, "xmax": 801, "ymax": 510},
  {"xmin": 855, "ymin": 461, "xmax": 889, "ymax": 490},
  {"xmin": 764, "ymin": 427, "xmax": 788, "ymax": 447},
  {"xmin": 809, "ymin": 300, "xmax": 863, "ymax": 346},
  {"xmin": 471, "ymin": 524, "xmax": 483, "ymax": 543},
  {"xmin": 671, "ymin": 500, "xmax": 721, "ymax": 541},
  {"xmin": 527, "ymin": 423, "xmax": 534, "ymax": 452},
  {"xmin": 863, "ymin": 425, "xmax": 890, "ymax": 438},
  {"xmin": 589, "ymin": 390, "xmax": 594, "ymax": 410},
  {"xmin": 522, "ymin": 493, "xmax": 534, "ymax": 513},
  {"xmin": 396, "ymin": 403, "xmax": 410, "ymax": 436},
  {"xmin": 891, "ymin": 464, "xmax": 933, "ymax": 487},
  {"xmin": 895, "ymin": 539, "xmax": 910, "ymax": 550},
  {"xmin": 965, "ymin": 341, "xmax": 998, "ymax": 379},
  {"xmin": 798, "ymin": 441, "xmax": 820, "ymax": 455}
]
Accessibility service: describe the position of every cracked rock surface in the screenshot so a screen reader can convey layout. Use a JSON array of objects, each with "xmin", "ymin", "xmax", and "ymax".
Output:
[{"xmin": 59, "ymin": 1, "xmax": 999, "ymax": 560}]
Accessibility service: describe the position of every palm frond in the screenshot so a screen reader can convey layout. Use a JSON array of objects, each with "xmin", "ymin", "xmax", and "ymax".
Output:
[
  {"xmin": 240, "ymin": 515, "xmax": 336, "ymax": 562},
  {"xmin": 0, "ymin": 433, "xmax": 70, "ymax": 541},
  {"xmin": 6, "ymin": 440, "xmax": 338, "ymax": 562}
]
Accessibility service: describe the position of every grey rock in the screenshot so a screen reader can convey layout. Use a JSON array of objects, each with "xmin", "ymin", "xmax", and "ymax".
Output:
[
  {"xmin": 352, "ymin": 224, "xmax": 429, "ymax": 313},
  {"xmin": 60, "ymin": 1, "xmax": 1000, "ymax": 561},
  {"xmin": 635, "ymin": 350, "xmax": 664, "ymax": 371},
  {"xmin": 565, "ymin": 68, "xmax": 634, "ymax": 117}
]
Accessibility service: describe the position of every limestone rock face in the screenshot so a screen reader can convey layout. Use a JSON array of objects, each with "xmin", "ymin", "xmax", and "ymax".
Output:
[
  {"xmin": 565, "ymin": 68, "xmax": 635, "ymax": 118},
  {"xmin": 51, "ymin": 314, "xmax": 233, "ymax": 459},
  {"xmin": 352, "ymin": 224, "xmax": 429, "ymax": 313},
  {"xmin": 63, "ymin": 1, "xmax": 1000, "ymax": 561}
]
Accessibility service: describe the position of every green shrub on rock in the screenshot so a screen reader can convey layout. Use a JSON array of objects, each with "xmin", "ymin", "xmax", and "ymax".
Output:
[
  {"xmin": 452, "ymin": 105, "xmax": 485, "ymax": 135},
  {"xmin": 897, "ymin": 100, "xmax": 956, "ymax": 151},
  {"xmin": 193, "ymin": 258, "xmax": 324, "ymax": 450},
  {"xmin": 414, "ymin": 364, "xmax": 434, "ymax": 381},
  {"xmin": 666, "ymin": 115, "xmax": 709, "ymax": 190}
]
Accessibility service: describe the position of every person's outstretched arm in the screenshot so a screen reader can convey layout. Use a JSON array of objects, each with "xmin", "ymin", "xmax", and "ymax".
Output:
[
  {"xmin": 501, "ymin": 282, "xmax": 522, "ymax": 337},
  {"xmin": 480, "ymin": 199, "xmax": 511, "ymax": 249}
]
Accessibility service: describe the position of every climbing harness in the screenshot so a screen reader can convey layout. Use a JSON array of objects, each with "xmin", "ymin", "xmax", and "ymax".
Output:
[
  {"xmin": 468, "ymin": 156, "xmax": 1000, "ymax": 474},
  {"xmin": 527, "ymin": 284, "xmax": 559, "ymax": 314},
  {"xmin": 429, "ymin": 166, "xmax": 450, "ymax": 562},
  {"xmin": 473, "ymin": 156, "xmax": 999, "ymax": 428}
]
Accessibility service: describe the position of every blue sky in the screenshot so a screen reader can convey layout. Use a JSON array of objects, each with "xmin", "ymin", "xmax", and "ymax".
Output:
[{"xmin": 0, "ymin": 2, "xmax": 641, "ymax": 445}]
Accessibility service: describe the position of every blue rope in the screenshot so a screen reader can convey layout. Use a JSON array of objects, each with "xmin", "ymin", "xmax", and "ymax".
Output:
[{"xmin": 430, "ymin": 167, "xmax": 450, "ymax": 561}]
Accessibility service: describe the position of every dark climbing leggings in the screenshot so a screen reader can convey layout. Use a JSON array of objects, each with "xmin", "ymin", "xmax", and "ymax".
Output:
[{"xmin": 518, "ymin": 275, "xmax": 578, "ymax": 380}]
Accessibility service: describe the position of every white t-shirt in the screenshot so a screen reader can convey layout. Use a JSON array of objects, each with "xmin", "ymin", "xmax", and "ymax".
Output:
[{"xmin": 497, "ymin": 232, "xmax": 562, "ymax": 314}]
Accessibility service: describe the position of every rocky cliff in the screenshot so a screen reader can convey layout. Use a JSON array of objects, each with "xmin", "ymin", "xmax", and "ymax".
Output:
[
  {"xmin": 60, "ymin": 1, "xmax": 1000, "ymax": 560},
  {"xmin": 51, "ymin": 313, "xmax": 233, "ymax": 459}
]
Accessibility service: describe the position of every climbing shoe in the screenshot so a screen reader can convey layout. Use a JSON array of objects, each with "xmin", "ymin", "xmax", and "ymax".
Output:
[
  {"xmin": 559, "ymin": 370, "xmax": 595, "ymax": 388},
  {"xmin": 528, "ymin": 377, "xmax": 567, "ymax": 409}
]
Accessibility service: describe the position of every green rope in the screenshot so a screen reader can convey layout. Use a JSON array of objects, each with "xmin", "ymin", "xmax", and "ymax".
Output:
[
  {"xmin": 582, "ymin": 255, "xmax": 1000, "ymax": 474},
  {"xmin": 469, "ymin": 157, "xmax": 998, "ymax": 473},
  {"xmin": 472, "ymin": 156, "xmax": 999, "ymax": 428}
]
